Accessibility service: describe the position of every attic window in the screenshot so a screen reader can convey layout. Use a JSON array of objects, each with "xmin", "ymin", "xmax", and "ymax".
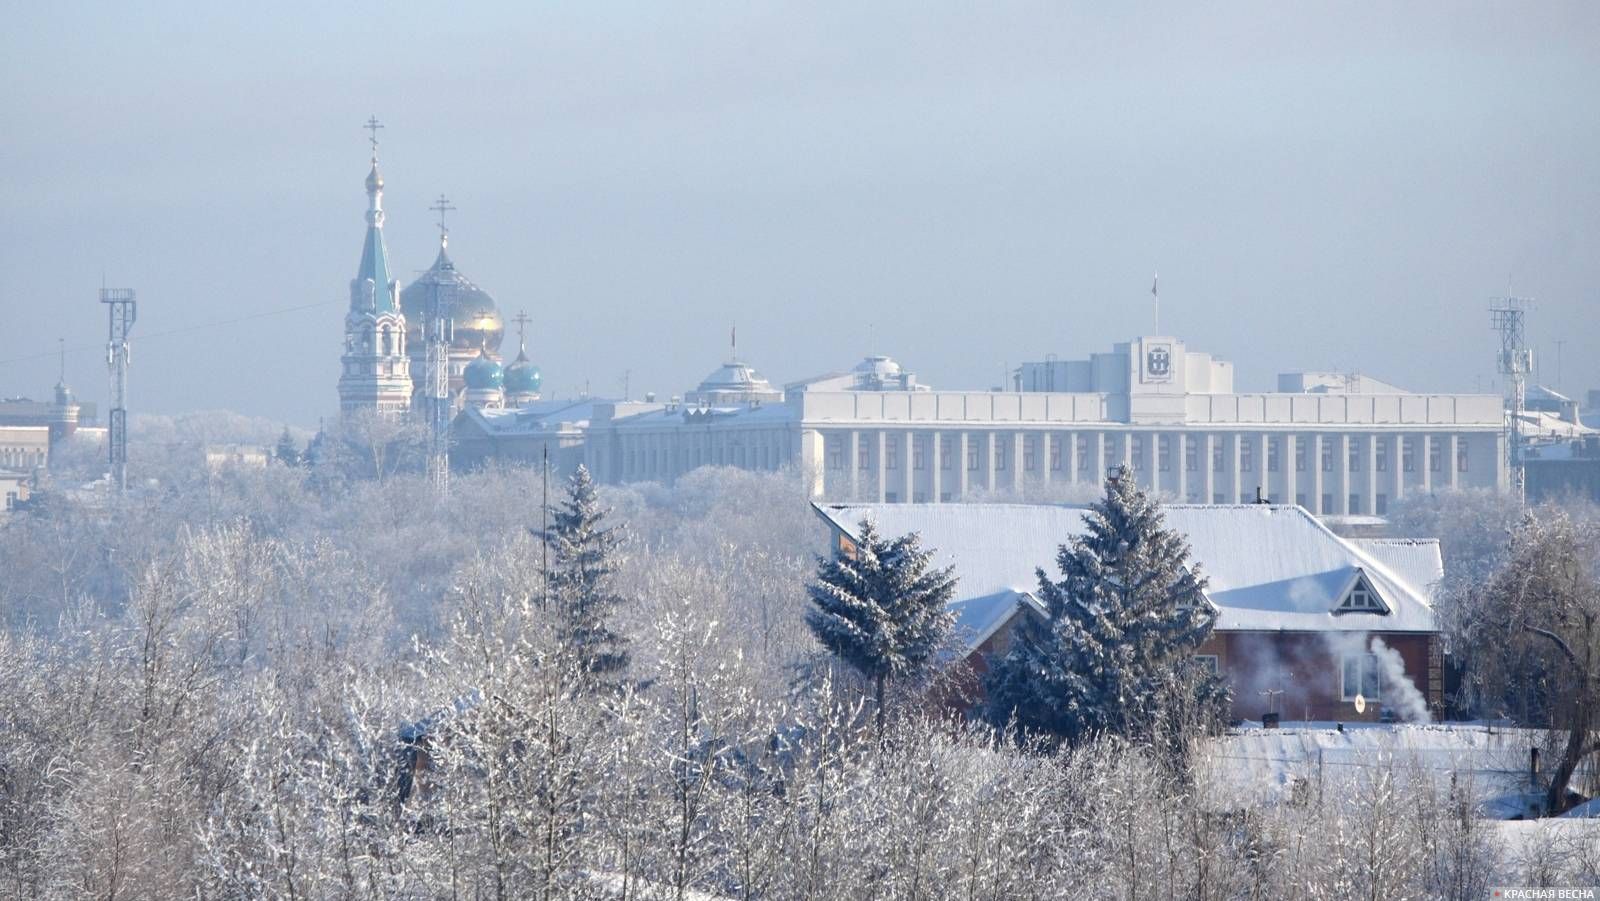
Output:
[{"xmin": 1335, "ymin": 573, "xmax": 1388, "ymax": 615}]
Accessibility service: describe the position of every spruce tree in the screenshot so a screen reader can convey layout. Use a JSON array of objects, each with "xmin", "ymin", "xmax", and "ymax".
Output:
[
  {"xmin": 536, "ymin": 464, "xmax": 629, "ymax": 688},
  {"xmin": 807, "ymin": 519, "xmax": 957, "ymax": 734},
  {"xmin": 984, "ymin": 466, "xmax": 1229, "ymax": 754},
  {"xmin": 274, "ymin": 427, "xmax": 301, "ymax": 467}
]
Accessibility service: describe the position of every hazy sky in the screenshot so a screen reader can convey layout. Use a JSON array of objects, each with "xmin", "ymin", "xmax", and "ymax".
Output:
[{"xmin": 3, "ymin": 2, "xmax": 1598, "ymax": 426}]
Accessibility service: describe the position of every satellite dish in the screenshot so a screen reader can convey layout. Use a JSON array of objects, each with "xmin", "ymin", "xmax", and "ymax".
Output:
[{"xmin": 1354, "ymin": 694, "xmax": 1367, "ymax": 714}]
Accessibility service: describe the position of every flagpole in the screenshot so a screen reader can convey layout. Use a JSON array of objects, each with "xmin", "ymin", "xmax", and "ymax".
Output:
[{"xmin": 1152, "ymin": 271, "xmax": 1160, "ymax": 335}]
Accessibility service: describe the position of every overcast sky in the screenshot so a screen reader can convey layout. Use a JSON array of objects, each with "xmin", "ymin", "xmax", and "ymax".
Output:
[{"xmin": 3, "ymin": 2, "xmax": 1597, "ymax": 426}]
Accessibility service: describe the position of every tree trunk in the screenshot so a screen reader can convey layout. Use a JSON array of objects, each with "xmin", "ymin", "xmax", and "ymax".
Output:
[
  {"xmin": 875, "ymin": 674, "xmax": 887, "ymax": 740},
  {"xmin": 1545, "ymin": 710, "xmax": 1591, "ymax": 815}
]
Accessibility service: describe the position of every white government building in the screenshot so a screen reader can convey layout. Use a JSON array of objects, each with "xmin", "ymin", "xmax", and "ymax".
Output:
[{"xmin": 565, "ymin": 335, "xmax": 1506, "ymax": 515}]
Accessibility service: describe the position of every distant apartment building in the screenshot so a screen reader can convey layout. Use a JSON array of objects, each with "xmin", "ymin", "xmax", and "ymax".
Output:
[{"xmin": 577, "ymin": 335, "xmax": 1507, "ymax": 516}]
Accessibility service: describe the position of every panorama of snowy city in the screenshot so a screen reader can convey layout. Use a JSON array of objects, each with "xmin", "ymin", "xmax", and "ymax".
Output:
[{"xmin": 3, "ymin": 4, "xmax": 1600, "ymax": 899}]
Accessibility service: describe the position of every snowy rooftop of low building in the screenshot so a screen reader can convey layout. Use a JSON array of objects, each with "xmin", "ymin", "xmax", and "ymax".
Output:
[
  {"xmin": 609, "ymin": 400, "xmax": 796, "ymax": 429},
  {"xmin": 813, "ymin": 502, "xmax": 1439, "ymax": 648},
  {"xmin": 460, "ymin": 399, "xmax": 601, "ymax": 436},
  {"xmin": 1348, "ymin": 538, "xmax": 1444, "ymax": 604}
]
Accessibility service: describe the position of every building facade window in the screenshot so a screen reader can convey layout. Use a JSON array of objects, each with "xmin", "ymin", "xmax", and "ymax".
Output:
[
  {"xmin": 912, "ymin": 436, "xmax": 925, "ymax": 471},
  {"xmin": 1402, "ymin": 438, "xmax": 1415, "ymax": 473},
  {"xmin": 1196, "ymin": 654, "xmax": 1220, "ymax": 675},
  {"xmin": 941, "ymin": 436, "xmax": 954, "ymax": 470},
  {"xmin": 1131, "ymin": 435, "xmax": 1144, "ymax": 472},
  {"xmin": 1457, "ymin": 439, "xmax": 1469, "ymax": 472},
  {"xmin": 1322, "ymin": 442, "xmax": 1334, "ymax": 473},
  {"xmin": 1295, "ymin": 438, "xmax": 1307, "ymax": 473},
  {"xmin": 1429, "ymin": 440, "xmax": 1442, "ymax": 473},
  {"xmin": 1049, "ymin": 435, "xmax": 1062, "ymax": 471},
  {"xmin": 967, "ymin": 442, "xmax": 979, "ymax": 472},
  {"xmin": 995, "ymin": 441, "xmax": 1007, "ymax": 471},
  {"xmin": 1212, "ymin": 440, "xmax": 1224, "ymax": 473},
  {"xmin": 1268, "ymin": 438, "xmax": 1280, "ymax": 473},
  {"xmin": 1349, "ymin": 440, "xmax": 1362, "ymax": 473},
  {"xmin": 1076, "ymin": 435, "xmax": 1089, "ymax": 471},
  {"xmin": 1158, "ymin": 435, "xmax": 1171, "ymax": 472},
  {"xmin": 886, "ymin": 435, "xmax": 898, "ymax": 470},
  {"xmin": 1341, "ymin": 653, "xmax": 1383, "ymax": 701},
  {"xmin": 1241, "ymin": 439, "xmax": 1254, "ymax": 473},
  {"xmin": 1185, "ymin": 437, "xmax": 1198, "ymax": 472},
  {"xmin": 1376, "ymin": 439, "xmax": 1389, "ymax": 472},
  {"xmin": 858, "ymin": 443, "xmax": 870, "ymax": 471},
  {"xmin": 1349, "ymin": 494, "xmax": 1361, "ymax": 515},
  {"xmin": 1023, "ymin": 436, "xmax": 1036, "ymax": 472}
]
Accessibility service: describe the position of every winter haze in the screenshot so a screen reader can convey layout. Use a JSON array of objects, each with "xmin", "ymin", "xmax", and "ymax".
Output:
[{"xmin": 2, "ymin": 2, "xmax": 1598, "ymax": 424}]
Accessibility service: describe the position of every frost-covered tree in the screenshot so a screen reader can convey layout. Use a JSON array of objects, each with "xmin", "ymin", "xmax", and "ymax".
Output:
[
  {"xmin": 984, "ymin": 467, "xmax": 1228, "ymax": 754},
  {"xmin": 806, "ymin": 519, "xmax": 956, "ymax": 734},
  {"xmin": 538, "ymin": 464, "xmax": 630, "ymax": 687},
  {"xmin": 1477, "ymin": 510, "xmax": 1600, "ymax": 815}
]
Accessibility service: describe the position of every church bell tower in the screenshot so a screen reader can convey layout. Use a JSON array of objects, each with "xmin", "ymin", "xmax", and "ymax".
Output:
[{"xmin": 338, "ymin": 116, "xmax": 414, "ymax": 418}]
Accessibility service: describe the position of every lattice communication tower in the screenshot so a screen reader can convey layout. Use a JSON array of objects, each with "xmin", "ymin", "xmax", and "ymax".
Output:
[
  {"xmin": 1490, "ymin": 296, "xmax": 1533, "ymax": 500},
  {"xmin": 101, "ymin": 288, "xmax": 137, "ymax": 492}
]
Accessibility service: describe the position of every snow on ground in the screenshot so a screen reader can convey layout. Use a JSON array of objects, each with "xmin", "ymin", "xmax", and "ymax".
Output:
[{"xmin": 1198, "ymin": 722, "xmax": 1562, "ymax": 809}]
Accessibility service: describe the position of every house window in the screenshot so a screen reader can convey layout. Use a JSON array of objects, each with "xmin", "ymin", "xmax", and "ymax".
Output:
[
  {"xmin": 1049, "ymin": 436, "xmax": 1062, "ymax": 471},
  {"xmin": 886, "ymin": 435, "xmax": 898, "ymax": 470},
  {"xmin": 912, "ymin": 437, "xmax": 925, "ymax": 471},
  {"xmin": 1341, "ymin": 654, "xmax": 1383, "ymax": 701},
  {"xmin": 1158, "ymin": 435, "xmax": 1172, "ymax": 472},
  {"xmin": 1337, "ymin": 576, "xmax": 1387, "ymax": 613},
  {"xmin": 1240, "ymin": 440, "xmax": 1254, "ymax": 473},
  {"xmin": 941, "ymin": 436, "xmax": 954, "ymax": 470},
  {"xmin": 1295, "ymin": 438, "xmax": 1307, "ymax": 473},
  {"xmin": 1023, "ymin": 437, "xmax": 1037, "ymax": 472},
  {"xmin": 1457, "ymin": 440, "xmax": 1469, "ymax": 473},
  {"xmin": 1196, "ymin": 654, "xmax": 1220, "ymax": 676},
  {"xmin": 4, "ymin": 491, "xmax": 15, "ymax": 510},
  {"xmin": 1267, "ymin": 438, "xmax": 1280, "ymax": 473},
  {"xmin": 1402, "ymin": 438, "xmax": 1415, "ymax": 473}
]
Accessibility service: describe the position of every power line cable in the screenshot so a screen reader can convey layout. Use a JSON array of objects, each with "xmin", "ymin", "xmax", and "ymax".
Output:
[{"xmin": 0, "ymin": 299, "xmax": 340, "ymax": 369}]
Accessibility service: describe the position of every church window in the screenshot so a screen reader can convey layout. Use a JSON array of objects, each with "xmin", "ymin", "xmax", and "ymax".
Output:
[{"xmin": 381, "ymin": 325, "xmax": 393, "ymax": 355}]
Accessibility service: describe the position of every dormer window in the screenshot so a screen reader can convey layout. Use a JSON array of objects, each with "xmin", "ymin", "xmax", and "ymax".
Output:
[{"xmin": 1336, "ymin": 572, "xmax": 1388, "ymax": 614}]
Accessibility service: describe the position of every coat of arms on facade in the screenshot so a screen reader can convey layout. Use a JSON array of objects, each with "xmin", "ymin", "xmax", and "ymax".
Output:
[{"xmin": 1145, "ymin": 343, "xmax": 1173, "ymax": 383}]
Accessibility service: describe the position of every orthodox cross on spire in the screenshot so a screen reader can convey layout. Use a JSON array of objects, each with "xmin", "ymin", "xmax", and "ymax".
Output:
[
  {"xmin": 729, "ymin": 322, "xmax": 737, "ymax": 363},
  {"xmin": 512, "ymin": 310, "xmax": 532, "ymax": 349},
  {"xmin": 364, "ymin": 116, "xmax": 384, "ymax": 158},
  {"xmin": 429, "ymin": 193, "xmax": 457, "ymax": 249}
]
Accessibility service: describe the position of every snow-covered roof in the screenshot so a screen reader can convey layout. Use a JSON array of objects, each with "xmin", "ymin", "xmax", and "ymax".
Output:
[
  {"xmin": 457, "ymin": 399, "xmax": 599, "ymax": 436},
  {"xmin": 1349, "ymin": 538, "xmax": 1444, "ymax": 604},
  {"xmin": 813, "ymin": 503, "xmax": 1438, "ymax": 645}
]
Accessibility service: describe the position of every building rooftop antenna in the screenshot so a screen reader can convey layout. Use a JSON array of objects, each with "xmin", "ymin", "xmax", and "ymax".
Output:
[
  {"xmin": 423, "ymin": 191, "xmax": 458, "ymax": 495},
  {"xmin": 100, "ymin": 287, "xmax": 137, "ymax": 492}
]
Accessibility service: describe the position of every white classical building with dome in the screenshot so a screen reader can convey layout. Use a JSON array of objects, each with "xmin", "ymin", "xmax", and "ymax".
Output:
[{"xmin": 579, "ymin": 336, "xmax": 1508, "ymax": 515}]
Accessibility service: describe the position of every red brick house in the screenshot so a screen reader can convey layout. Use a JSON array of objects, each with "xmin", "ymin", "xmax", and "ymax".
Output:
[{"xmin": 813, "ymin": 503, "xmax": 1443, "ymax": 724}]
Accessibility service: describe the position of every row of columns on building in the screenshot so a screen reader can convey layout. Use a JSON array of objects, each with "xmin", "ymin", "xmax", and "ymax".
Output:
[{"xmin": 815, "ymin": 429, "xmax": 1487, "ymax": 515}]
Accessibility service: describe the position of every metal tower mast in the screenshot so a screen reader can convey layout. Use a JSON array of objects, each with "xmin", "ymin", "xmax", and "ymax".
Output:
[
  {"xmin": 424, "ymin": 194, "xmax": 458, "ymax": 494},
  {"xmin": 101, "ymin": 288, "xmax": 137, "ymax": 491},
  {"xmin": 1490, "ymin": 295, "xmax": 1533, "ymax": 501}
]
